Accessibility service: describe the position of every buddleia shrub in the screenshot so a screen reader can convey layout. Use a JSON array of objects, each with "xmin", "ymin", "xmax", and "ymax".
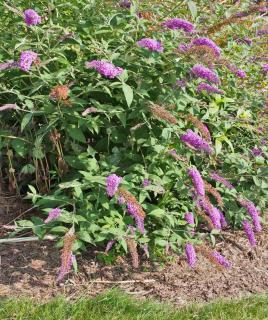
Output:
[{"xmin": 0, "ymin": 0, "xmax": 267, "ymax": 280}]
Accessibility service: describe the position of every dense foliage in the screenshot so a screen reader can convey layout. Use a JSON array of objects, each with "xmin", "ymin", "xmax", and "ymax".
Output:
[{"xmin": 0, "ymin": 0, "xmax": 267, "ymax": 278}]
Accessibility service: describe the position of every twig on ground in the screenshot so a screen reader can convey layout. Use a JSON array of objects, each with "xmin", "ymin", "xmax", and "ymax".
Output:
[{"xmin": 0, "ymin": 234, "xmax": 56, "ymax": 244}]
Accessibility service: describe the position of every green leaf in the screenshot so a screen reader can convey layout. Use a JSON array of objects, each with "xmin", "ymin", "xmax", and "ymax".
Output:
[
  {"xmin": 78, "ymin": 230, "xmax": 92, "ymax": 243},
  {"xmin": 215, "ymin": 139, "xmax": 222, "ymax": 155},
  {"xmin": 11, "ymin": 139, "xmax": 27, "ymax": 157},
  {"xmin": 68, "ymin": 127, "xmax": 86, "ymax": 143},
  {"xmin": 50, "ymin": 226, "xmax": 69, "ymax": 234},
  {"xmin": 21, "ymin": 113, "xmax": 32, "ymax": 132},
  {"xmin": 187, "ymin": 1, "xmax": 197, "ymax": 18},
  {"xmin": 21, "ymin": 164, "xmax": 36, "ymax": 174},
  {"xmin": 16, "ymin": 220, "xmax": 34, "ymax": 228},
  {"xmin": 122, "ymin": 83, "xmax": 133, "ymax": 107}
]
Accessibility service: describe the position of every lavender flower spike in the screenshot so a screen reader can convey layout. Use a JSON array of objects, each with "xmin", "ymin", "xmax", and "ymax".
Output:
[
  {"xmin": 18, "ymin": 51, "xmax": 38, "ymax": 72},
  {"xmin": 188, "ymin": 168, "xmax": 205, "ymax": 197},
  {"xmin": 240, "ymin": 200, "xmax": 262, "ymax": 232},
  {"xmin": 163, "ymin": 18, "xmax": 195, "ymax": 33},
  {"xmin": 262, "ymin": 64, "xmax": 268, "ymax": 73},
  {"xmin": 210, "ymin": 172, "xmax": 234, "ymax": 190},
  {"xmin": 185, "ymin": 243, "xmax": 196, "ymax": 268},
  {"xmin": 181, "ymin": 129, "xmax": 212, "ymax": 153},
  {"xmin": 119, "ymin": 0, "xmax": 131, "ymax": 8},
  {"xmin": 185, "ymin": 212, "xmax": 194, "ymax": 225},
  {"xmin": 44, "ymin": 208, "xmax": 62, "ymax": 224},
  {"xmin": 24, "ymin": 9, "xmax": 41, "ymax": 26},
  {"xmin": 105, "ymin": 240, "xmax": 116, "ymax": 254},
  {"xmin": 212, "ymin": 251, "xmax": 231, "ymax": 268},
  {"xmin": 198, "ymin": 198, "xmax": 221, "ymax": 230},
  {"xmin": 106, "ymin": 174, "xmax": 122, "ymax": 197},
  {"xmin": 142, "ymin": 179, "xmax": 151, "ymax": 187},
  {"xmin": 137, "ymin": 38, "xmax": 163, "ymax": 52},
  {"xmin": 191, "ymin": 64, "xmax": 220, "ymax": 84},
  {"xmin": 86, "ymin": 60, "xmax": 124, "ymax": 79},
  {"xmin": 242, "ymin": 220, "xmax": 256, "ymax": 246},
  {"xmin": 197, "ymin": 83, "xmax": 224, "ymax": 95},
  {"xmin": 0, "ymin": 61, "xmax": 17, "ymax": 71},
  {"xmin": 235, "ymin": 69, "xmax": 246, "ymax": 78},
  {"xmin": 218, "ymin": 209, "xmax": 228, "ymax": 228},
  {"xmin": 0, "ymin": 104, "xmax": 17, "ymax": 111},
  {"xmin": 127, "ymin": 202, "xmax": 145, "ymax": 234},
  {"xmin": 57, "ymin": 253, "xmax": 75, "ymax": 282},
  {"xmin": 191, "ymin": 37, "xmax": 221, "ymax": 57}
]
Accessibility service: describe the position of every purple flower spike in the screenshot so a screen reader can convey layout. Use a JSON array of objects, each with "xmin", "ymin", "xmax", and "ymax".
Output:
[
  {"xmin": 57, "ymin": 253, "xmax": 75, "ymax": 282},
  {"xmin": 176, "ymin": 79, "xmax": 187, "ymax": 88},
  {"xmin": 212, "ymin": 251, "xmax": 231, "ymax": 268},
  {"xmin": 127, "ymin": 202, "xmax": 145, "ymax": 234},
  {"xmin": 118, "ymin": 195, "xmax": 125, "ymax": 205},
  {"xmin": 106, "ymin": 174, "xmax": 122, "ymax": 197},
  {"xmin": 240, "ymin": 200, "xmax": 262, "ymax": 232},
  {"xmin": 242, "ymin": 220, "xmax": 256, "ymax": 246},
  {"xmin": 181, "ymin": 129, "xmax": 212, "ymax": 153},
  {"xmin": 24, "ymin": 9, "xmax": 41, "ymax": 26},
  {"xmin": 262, "ymin": 64, "xmax": 268, "ymax": 73},
  {"xmin": 218, "ymin": 209, "xmax": 228, "ymax": 228},
  {"xmin": 163, "ymin": 18, "xmax": 195, "ymax": 33},
  {"xmin": 188, "ymin": 168, "xmax": 205, "ymax": 197},
  {"xmin": 0, "ymin": 61, "xmax": 17, "ymax": 71},
  {"xmin": 185, "ymin": 243, "xmax": 196, "ymax": 268},
  {"xmin": 137, "ymin": 38, "xmax": 163, "ymax": 52},
  {"xmin": 0, "ymin": 104, "xmax": 17, "ymax": 111},
  {"xmin": 18, "ymin": 51, "xmax": 38, "ymax": 72},
  {"xmin": 191, "ymin": 64, "xmax": 220, "ymax": 84},
  {"xmin": 257, "ymin": 29, "xmax": 268, "ymax": 36},
  {"xmin": 105, "ymin": 240, "xmax": 116, "ymax": 253},
  {"xmin": 142, "ymin": 179, "xmax": 151, "ymax": 187},
  {"xmin": 197, "ymin": 83, "xmax": 224, "ymax": 95},
  {"xmin": 44, "ymin": 208, "xmax": 62, "ymax": 224},
  {"xmin": 178, "ymin": 43, "xmax": 190, "ymax": 52},
  {"xmin": 210, "ymin": 172, "xmax": 234, "ymax": 190},
  {"xmin": 185, "ymin": 212, "xmax": 195, "ymax": 225},
  {"xmin": 235, "ymin": 69, "xmax": 246, "ymax": 78},
  {"xmin": 86, "ymin": 60, "xmax": 124, "ymax": 78},
  {"xmin": 252, "ymin": 147, "xmax": 262, "ymax": 157},
  {"xmin": 211, "ymin": 207, "xmax": 223, "ymax": 230},
  {"xmin": 119, "ymin": 0, "xmax": 131, "ymax": 8},
  {"xmin": 198, "ymin": 199, "xmax": 221, "ymax": 230},
  {"xmin": 142, "ymin": 244, "xmax": 150, "ymax": 258},
  {"xmin": 191, "ymin": 37, "xmax": 221, "ymax": 57}
]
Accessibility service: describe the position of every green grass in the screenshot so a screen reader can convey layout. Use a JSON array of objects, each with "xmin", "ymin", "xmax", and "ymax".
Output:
[{"xmin": 0, "ymin": 290, "xmax": 267, "ymax": 320}]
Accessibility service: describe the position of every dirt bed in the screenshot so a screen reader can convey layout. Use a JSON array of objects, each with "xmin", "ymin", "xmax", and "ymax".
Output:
[{"xmin": 0, "ymin": 194, "xmax": 267, "ymax": 306}]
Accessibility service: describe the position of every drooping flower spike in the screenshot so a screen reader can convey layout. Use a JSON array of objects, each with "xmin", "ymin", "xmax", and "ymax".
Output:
[
  {"xmin": 106, "ymin": 174, "xmax": 122, "ymax": 197},
  {"xmin": 137, "ymin": 38, "xmax": 163, "ymax": 52},
  {"xmin": 163, "ymin": 18, "xmax": 195, "ymax": 33},
  {"xmin": 86, "ymin": 60, "xmax": 124, "ymax": 78},
  {"xmin": 24, "ymin": 9, "xmax": 41, "ymax": 26},
  {"xmin": 181, "ymin": 129, "xmax": 212, "ymax": 153}
]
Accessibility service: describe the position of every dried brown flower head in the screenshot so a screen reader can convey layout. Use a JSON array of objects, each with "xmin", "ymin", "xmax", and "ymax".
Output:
[
  {"xmin": 196, "ymin": 208, "xmax": 214, "ymax": 231},
  {"xmin": 118, "ymin": 188, "xmax": 146, "ymax": 218},
  {"xmin": 187, "ymin": 114, "xmax": 211, "ymax": 142},
  {"xmin": 149, "ymin": 103, "xmax": 178, "ymax": 125},
  {"xmin": 57, "ymin": 229, "xmax": 76, "ymax": 281},
  {"xmin": 50, "ymin": 85, "xmax": 69, "ymax": 101},
  {"xmin": 196, "ymin": 245, "xmax": 224, "ymax": 271},
  {"xmin": 204, "ymin": 181, "xmax": 224, "ymax": 208},
  {"xmin": 126, "ymin": 237, "xmax": 139, "ymax": 268}
]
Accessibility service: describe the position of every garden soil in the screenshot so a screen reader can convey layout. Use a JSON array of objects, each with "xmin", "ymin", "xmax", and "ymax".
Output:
[{"xmin": 0, "ymin": 194, "xmax": 267, "ymax": 306}]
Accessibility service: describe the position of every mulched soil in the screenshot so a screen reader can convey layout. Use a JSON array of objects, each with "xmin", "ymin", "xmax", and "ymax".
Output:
[{"xmin": 0, "ymin": 194, "xmax": 267, "ymax": 306}]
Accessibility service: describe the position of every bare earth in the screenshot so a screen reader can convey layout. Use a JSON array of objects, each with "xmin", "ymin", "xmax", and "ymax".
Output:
[{"xmin": 0, "ymin": 194, "xmax": 267, "ymax": 306}]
